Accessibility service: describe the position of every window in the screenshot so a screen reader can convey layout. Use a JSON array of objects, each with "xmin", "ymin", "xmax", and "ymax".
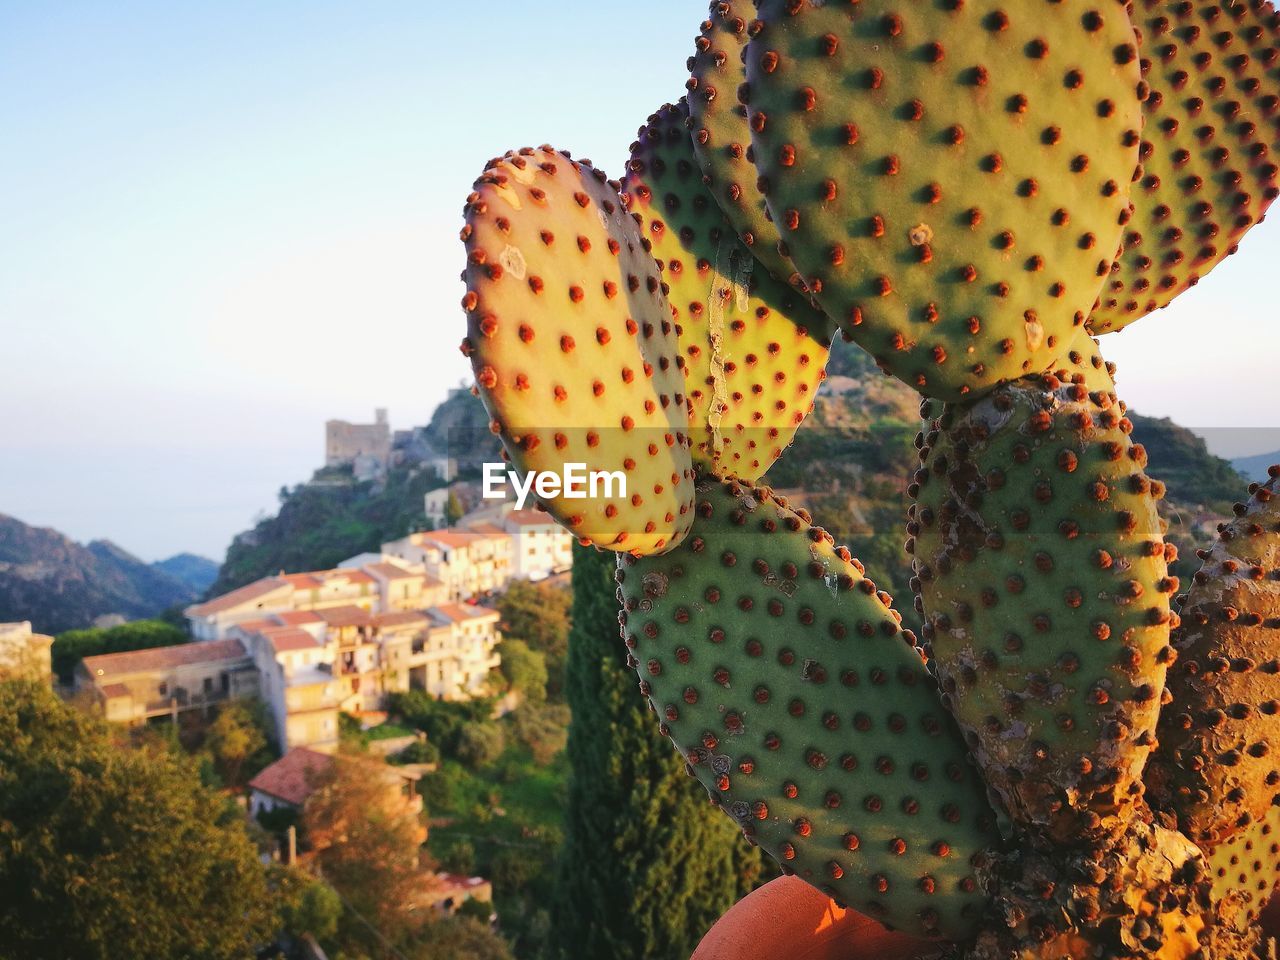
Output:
[
  {"xmin": 203, "ymin": 676, "xmax": 214, "ymax": 694},
  {"xmin": 158, "ymin": 682, "xmax": 168, "ymax": 697}
]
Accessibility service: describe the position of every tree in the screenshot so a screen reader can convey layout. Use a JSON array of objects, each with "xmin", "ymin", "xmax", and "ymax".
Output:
[
  {"xmin": 302, "ymin": 751, "xmax": 429, "ymax": 945},
  {"xmin": 270, "ymin": 864, "xmax": 342, "ymax": 942},
  {"xmin": 51, "ymin": 619, "xmax": 187, "ymax": 684},
  {"xmin": 405, "ymin": 915, "xmax": 513, "ymax": 960},
  {"xmin": 445, "ymin": 490, "xmax": 465, "ymax": 526},
  {"xmin": 511, "ymin": 701, "xmax": 569, "ymax": 766},
  {"xmin": 548, "ymin": 545, "xmax": 764, "ymax": 960},
  {"xmin": 0, "ymin": 681, "xmax": 279, "ymax": 959},
  {"xmin": 496, "ymin": 579, "xmax": 571, "ymax": 695},
  {"xmin": 497, "ymin": 637, "xmax": 548, "ymax": 704},
  {"xmin": 454, "ymin": 721, "xmax": 506, "ymax": 769},
  {"xmin": 203, "ymin": 699, "xmax": 270, "ymax": 787}
]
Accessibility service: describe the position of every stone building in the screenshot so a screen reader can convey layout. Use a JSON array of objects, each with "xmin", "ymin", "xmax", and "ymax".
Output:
[
  {"xmin": 325, "ymin": 408, "xmax": 391, "ymax": 480},
  {"xmin": 75, "ymin": 639, "xmax": 260, "ymax": 725}
]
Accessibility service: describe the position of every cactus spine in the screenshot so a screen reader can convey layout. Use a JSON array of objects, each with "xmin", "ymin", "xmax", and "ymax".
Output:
[{"xmin": 456, "ymin": 1, "xmax": 1280, "ymax": 956}]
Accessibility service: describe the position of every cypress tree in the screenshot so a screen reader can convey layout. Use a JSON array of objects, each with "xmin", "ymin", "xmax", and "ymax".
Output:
[{"xmin": 549, "ymin": 544, "xmax": 762, "ymax": 960}]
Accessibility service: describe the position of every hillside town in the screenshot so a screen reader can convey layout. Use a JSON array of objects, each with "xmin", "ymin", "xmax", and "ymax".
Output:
[{"xmin": 0, "ymin": 410, "xmax": 577, "ymax": 959}]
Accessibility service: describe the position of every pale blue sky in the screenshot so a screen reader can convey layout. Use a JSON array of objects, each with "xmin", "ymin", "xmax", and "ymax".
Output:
[{"xmin": 2, "ymin": 1, "xmax": 1278, "ymax": 561}]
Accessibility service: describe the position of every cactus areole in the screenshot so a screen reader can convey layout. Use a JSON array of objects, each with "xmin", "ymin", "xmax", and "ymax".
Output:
[{"xmin": 456, "ymin": 0, "xmax": 1280, "ymax": 956}]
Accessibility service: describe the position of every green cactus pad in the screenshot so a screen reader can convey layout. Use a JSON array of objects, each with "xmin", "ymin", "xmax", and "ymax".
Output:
[
  {"xmin": 460, "ymin": 147, "xmax": 695, "ymax": 556},
  {"xmin": 1090, "ymin": 0, "xmax": 1280, "ymax": 333},
  {"xmin": 744, "ymin": 0, "xmax": 1144, "ymax": 401},
  {"xmin": 687, "ymin": 0, "xmax": 797, "ymax": 284},
  {"xmin": 623, "ymin": 101, "xmax": 839, "ymax": 482},
  {"xmin": 909, "ymin": 374, "xmax": 1175, "ymax": 844},
  {"xmin": 616, "ymin": 474, "xmax": 999, "ymax": 940},
  {"xmin": 1148, "ymin": 466, "xmax": 1280, "ymax": 848}
]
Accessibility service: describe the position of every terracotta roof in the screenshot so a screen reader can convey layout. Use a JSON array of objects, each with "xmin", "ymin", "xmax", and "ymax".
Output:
[
  {"xmin": 430, "ymin": 603, "xmax": 499, "ymax": 625},
  {"xmin": 83, "ymin": 639, "xmax": 249, "ymax": 678},
  {"xmin": 418, "ymin": 530, "xmax": 477, "ymax": 550},
  {"xmin": 365, "ymin": 562, "xmax": 421, "ymax": 581},
  {"xmin": 373, "ymin": 611, "xmax": 430, "ymax": 629},
  {"xmin": 248, "ymin": 747, "xmax": 334, "ymax": 806},
  {"xmin": 503, "ymin": 509, "xmax": 563, "ymax": 528},
  {"xmin": 432, "ymin": 873, "xmax": 491, "ymax": 893},
  {"xmin": 280, "ymin": 569, "xmax": 376, "ymax": 591},
  {"xmin": 313, "ymin": 605, "xmax": 373, "ymax": 628},
  {"xmin": 186, "ymin": 578, "xmax": 288, "ymax": 617},
  {"xmin": 231, "ymin": 617, "xmax": 278, "ymax": 634},
  {"xmin": 99, "ymin": 683, "xmax": 131, "ymax": 699},
  {"xmin": 463, "ymin": 522, "xmax": 510, "ymax": 538},
  {"xmin": 263, "ymin": 627, "xmax": 322, "ymax": 653},
  {"xmin": 279, "ymin": 573, "xmax": 323, "ymax": 590},
  {"xmin": 273, "ymin": 610, "xmax": 325, "ymax": 626}
]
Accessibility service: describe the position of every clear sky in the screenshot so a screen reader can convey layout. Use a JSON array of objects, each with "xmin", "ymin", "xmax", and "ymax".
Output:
[{"xmin": 2, "ymin": 1, "xmax": 1278, "ymax": 562}]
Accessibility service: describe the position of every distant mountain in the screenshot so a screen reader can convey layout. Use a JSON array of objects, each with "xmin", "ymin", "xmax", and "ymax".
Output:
[
  {"xmin": 0, "ymin": 514, "xmax": 201, "ymax": 634},
  {"xmin": 1232, "ymin": 451, "xmax": 1280, "ymax": 483},
  {"xmin": 152, "ymin": 553, "xmax": 219, "ymax": 593}
]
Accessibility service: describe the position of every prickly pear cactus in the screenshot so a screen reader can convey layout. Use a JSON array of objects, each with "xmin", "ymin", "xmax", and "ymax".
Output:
[
  {"xmin": 460, "ymin": 147, "xmax": 695, "ymax": 556},
  {"xmin": 1090, "ymin": 0, "xmax": 1280, "ymax": 332},
  {"xmin": 1148, "ymin": 467, "xmax": 1280, "ymax": 847},
  {"xmin": 455, "ymin": 0, "xmax": 1280, "ymax": 956},
  {"xmin": 623, "ymin": 100, "xmax": 838, "ymax": 481},
  {"xmin": 686, "ymin": 0, "xmax": 796, "ymax": 285},
  {"xmin": 742, "ymin": 0, "xmax": 1144, "ymax": 401},
  {"xmin": 617, "ymin": 474, "xmax": 999, "ymax": 940},
  {"xmin": 909, "ymin": 374, "xmax": 1177, "ymax": 845}
]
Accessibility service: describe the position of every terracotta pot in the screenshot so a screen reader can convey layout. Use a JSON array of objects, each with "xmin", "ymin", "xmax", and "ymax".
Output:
[
  {"xmin": 694, "ymin": 877, "xmax": 1280, "ymax": 960},
  {"xmin": 691, "ymin": 876, "xmax": 942, "ymax": 960}
]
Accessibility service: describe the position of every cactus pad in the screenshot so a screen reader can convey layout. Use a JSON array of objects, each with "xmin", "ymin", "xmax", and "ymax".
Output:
[
  {"xmin": 909, "ymin": 374, "xmax": 1175, "ymax": 843},
  {"xmin": 616, "ymin": 474, "xmax": 999, "ymax": 940},
  {"xmin": 1148, "ymin": 466, "xmax": 1280, "ymax": 847},
  {"xmin": 687, "ymin": 0, "xmax": 798, "ymax": 285},
  {"xmin": 460, "ymin": 147, "xmax": 695, "ymax": 556},
  {"xmin": 1206, "ymin": 801, "xmax": 1280, "ymax": 930},
  {"xmin": 1090, "ymin": 0, "xmax": 1280, "ymax": 332},
  {"xmin": 744, "ymin": 0, "xmax": 1144, "ymax": 400},
  {"xmin": 623, "ymin": 101, "xmax": 839, "ymax": 482}
]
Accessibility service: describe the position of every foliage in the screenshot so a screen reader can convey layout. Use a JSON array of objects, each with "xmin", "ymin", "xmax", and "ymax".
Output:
[
  {"xmin": 497, "ymin": 638, "xmax": 548, "ymax": 704},
  {"xmin": 389, "ymin": 690, "xmax": 494, "ymax": 755},
  {"xmin": 51, "ymin": 619, "xmax": 187, "ymax": 684},
  {"xmin": 393, "ymin": 738, "xmax": 440, "ymax": 766},
  {"xmin": 202, "ymin": 699, "xmax": 272, "ymax": 786},
  {"xmin": 210, "ymin": 462, "xmax": 445, "ymax": 595},
  {"xmin": 455, "ymin": 722, "xmax": 506, "ymax": 769},
  {"xmin": 403, "ymin": 916, "xmax": 513, "ymax": 960},
  {"xmin": 445, "ymin": 491, "xmax": 465, "ymax": 526},
  {"xmin": 440, "ymin": 838, "xmax": 476, "ymax": 874},
  {"xmin": 548, "ymin": 545, "xmax": 764, "ymax": 960},
  {"xmin": 270, "ymin": 864, "xmax": 342, "ymax": 942},
  {"xmin": 496, "ymin": 579, "xmax": 571, "ymax": 697},
  {"xmin": 302, "ymin": 750, "xmax": 430, "ymax": 946},
  {"xmin": 509, "ymin": 701, "xmax": 569, "ymax": 767},
  {"xmin": 0, "ymin": 681, "xmax": 279, "ymax": 959}
]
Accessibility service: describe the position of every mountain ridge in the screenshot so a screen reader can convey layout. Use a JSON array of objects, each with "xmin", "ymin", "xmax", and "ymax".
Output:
[{"xmin": 0, "ymin": 514, "xmax": 211, "ymax": 633}]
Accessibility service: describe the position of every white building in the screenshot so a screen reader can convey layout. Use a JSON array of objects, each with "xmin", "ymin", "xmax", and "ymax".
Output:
[
  {"xmin": 381, "ymin": 528, "xmax": 512, "ymax": 601},
  {"xmin": 500, "ymin": 509, "xmax": 574, "ymax": 581}
]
